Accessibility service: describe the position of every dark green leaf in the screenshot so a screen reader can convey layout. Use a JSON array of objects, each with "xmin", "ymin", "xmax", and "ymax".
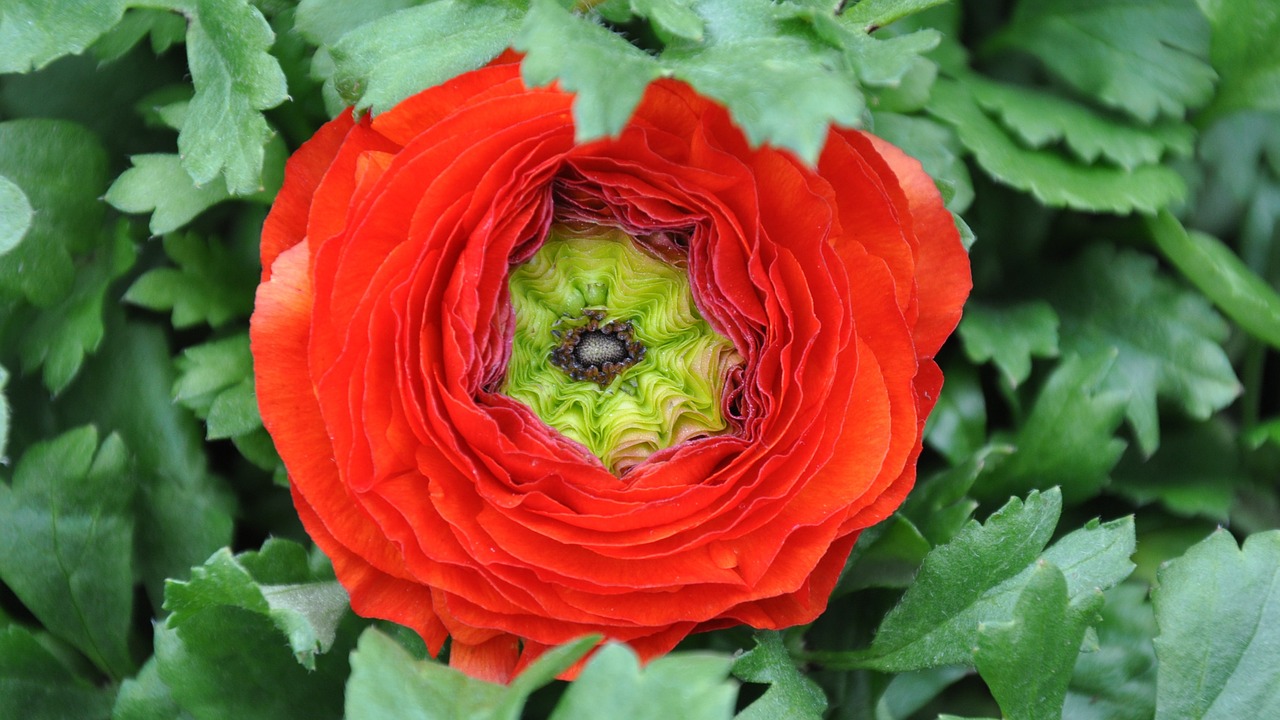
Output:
[
  {"xmin": 1051, "ymin": 246, "xmax": 1241, "ymax": 455},
  {"xmin": 124, "ymin": 232, "xmax": 256, "ymax": 328},
  {"xmin": 996, "ymin": 0, "xmax": 1216, "ymax": 122},
  {"xmin": 1198, "ymin": 0, "xmax": 1280, "ymax": 119},
  {"xmin": 1112, "ymin": 419, "xmax": 1241, "ymax": 522},
  {"xmin": 0, "ymin": 0, "xmax": 128, "ymax": 72},
  {"xmin": 0, "ymin": 119, "xmax": 107, "ymax": 306},
  {"xmin": 0, "ymin": 427, "xmax": 136, "ymax": 678},
  {"xmin": 839, "ymin": 515, "xmax": 931, "ymax": 592},
  {"xmin": 1153, "ymin": 529, "xmax": 1280, "ymax": 719},
  {"xmin": 0, "ymin": 175, "xmax": 32, "ymax": 256},
  {"xmin": 0, "ymin": 365, "xmax": 8, "ymax": 459},
  {"xmin": 975, "ymin": 562, "xmax": 1103, "ymax": 720},
  {"xmin": 89, "ymin": 7, "xmax": 188, "ymax": 63},
  {"xmin": 875, "ymin": 666, "xmax": 970, "ymax": 720},
  {"xmin": 173, "ymin": 0, "xmax": 288, "ymax": 195},
  {"xmin": 173, "ymin": 333, "xmax": 265, "ymax": 441},
  {"xmin": 958, "ymin": 301, "xmax": 1059, "ymax": 389},
  {"xmin": 111, "ymin": 657, "xmax": 183, "ymax": 720},
  {"xmin": 332, "ymin": 0, "xmax": 523, "ymax": 115},
  {"xmin": 977, "ymin": 352, "xmax": 1128, "ymax": 504},
  {"xmin": 928, "ymin": 80, "xmax": 1187, "ymax": 213},
  {"xmin": 734, "ymin": 631, "xmax": 827, "ymax": 720},
  {"xmin": 0, "ymin": 625, "xmax": 114, "ymax": 720},
  {"xmin": 1064, "ymin": 583, "xmax": 1157, "ymax": 720},
  {"xmin": 552, "ymin": 642, "xmax": 737, "ymax": 720},
  {"xmin": 899, "ymin": 448, "xmax": 997, "ymax": 546},
  {"xmin": 1147, "ymin": 209, "xmax": 1280, "ymax": 350},
  {"xmin": 922, "ymin": 361, "xmax": 987, "ymax": 466}
]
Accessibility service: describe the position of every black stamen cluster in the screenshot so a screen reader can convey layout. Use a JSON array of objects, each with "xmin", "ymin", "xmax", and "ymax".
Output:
[{"xmin": 550, "ymin": 309, "xmax": 646, "ymax": 387}]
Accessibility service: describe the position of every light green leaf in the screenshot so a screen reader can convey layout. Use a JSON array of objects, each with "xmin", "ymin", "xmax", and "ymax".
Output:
[
  {"xmin": 165, "ymin": 539, "xmax": 348, "ymax": 670},
  {"xmin": 124, "ymin": 232, "xmax": 255, "ymax": 328},
  {"xmin": 0, "ymin": 175, "xmax": 32, "ymax": 256},
  {"xmin": 552, "ymin": 642, "xmax": 737, "ymax": 720},
  {"xmin": 1064, "ymin": 583, "xmax": 1157, "ymax": 720},
  {"xmin": 518, "ymin": 0, "xmax": 662, "ymax": 141},
  {"xmin": 734, "ymin": 631, "xmax": 827, "ymax": 720},
  {"xmin": 0, "ymin": 625, "xmax": 114, "ymax": 720},
  {"xmin": 1051, "ymin": 246, "xmax": 1241, "ymax": 455},
  {"xmin": 1198, "ymin": 0, "xmax": 1280, "ymax": 119},
  {"xmin": 332, "ymin": 0, "xmax": 523, "ymax": 115},
  {"xmin": 89, "ymin": 7, "xmax": 188, "ymax": 63},
  {"xmin": 816, "ymin": 489, "xmax": 1135, "ymax": 672},
  {"xmin": 842, "ymin": 0, "xmax": 952, "ymax": 30},
  {"xmin": 977, "ymin": 352, "xmax": 1128, "ymax": 504},
  {"xmin": 928, "ymin": 80, "xmax": 1187, "ymax": 213},
  {"xmin": 173, "ymin": 333, "xmax": 264, "ymax": 441},
  {"xmin": 0, "ymin": 119, "xmax": 108, "ymax": 306},
  {"xmin": 997, "ymin": 0, "xmax": 1216, "ymax": 122},
  {"xmin": 107, "ymin": 154, "xmax": 232, "ymax": 235},
  {"xmin": 975, "ymin": 562, "xmax": 1104, "ymax": 720},
  {"xmin": 173, "ymin": 0, "xmax": 288, "ymax": 195},
  {"xmin": 1147, "ymin": 210, "xmax": 1280, "ymax": 350},
  {"xmin": 631, "ymin": 0, "xmax": 704, "ymax": 41},
  {"xmin": 968, "ymin": 76, "xmax": 1195, "ymax": 171},
  {"xmin": 0, "ymin": 427, "xmax": 137, "ymax": 679},
  {"xmin": 1153, "ymin": 529, "xmax": 1280, "ymax": 719},
  {"xmin": 0, "ymin": 0, "xmax": 128, "ymax": 72},
  {"xmin": 294, "ymin": 0, "xmax": 418, "ymax": 46},
  {"xmin": 958, "ymin": 301, "xmax": 1059, "ymax": 389}
]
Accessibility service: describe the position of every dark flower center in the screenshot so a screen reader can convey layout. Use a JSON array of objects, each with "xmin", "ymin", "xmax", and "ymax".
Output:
[{"xmin": 550, "ymin": 309, "xmax": 646, "ymax": 387}]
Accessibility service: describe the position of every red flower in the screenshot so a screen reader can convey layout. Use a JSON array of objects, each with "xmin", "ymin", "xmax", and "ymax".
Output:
[{"xmin": 251, "ymin": 59, "xmax": 970, "ymax": 682}]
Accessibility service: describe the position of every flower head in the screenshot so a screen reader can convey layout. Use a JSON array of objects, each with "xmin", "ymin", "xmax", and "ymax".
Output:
[{"xmin": 251, "ymin": 57, "xmax": 970, "ymax": 682}]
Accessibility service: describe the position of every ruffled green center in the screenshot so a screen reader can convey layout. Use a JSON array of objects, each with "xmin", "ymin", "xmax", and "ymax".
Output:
[{"xmin": 504, "ymin": 225, "xmax": 741, "ymax": 474}]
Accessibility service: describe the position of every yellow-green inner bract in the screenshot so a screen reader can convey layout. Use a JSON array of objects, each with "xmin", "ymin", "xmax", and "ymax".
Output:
[{"xmin": 504, "ymin": 225, "xmax": 742, "ymax": 474}]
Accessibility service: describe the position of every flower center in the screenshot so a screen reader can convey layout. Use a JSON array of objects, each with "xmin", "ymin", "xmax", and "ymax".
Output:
[{"xmin": 503, "ymin": 224, "xmax": 741, "ymax": 474}]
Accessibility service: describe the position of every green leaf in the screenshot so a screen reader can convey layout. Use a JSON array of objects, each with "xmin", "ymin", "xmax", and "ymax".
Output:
[
  {"xmin": 839, "ymin": 514, "xmax": 932, "ymax": 593},
  {"xmin": 975, "ymin": 562, "xmax": 1104, "ymax": 720},
  {"xmin": 517, "ymin": 0, "xmax": 662, "ymax": 141},
  {"xmin": 842, "ymin": 0, "xmax": 952, "ymax": 30},
  {"xmin": 111, "ymin": 657, "xmax": 182, "ymax": 720},
  {"xmin": 928, "ymin": 80, "xmax": 1187, "ymax": 213},
  {"xmin": 294, "ymin": 0, "xmax": 418, "ymax": 46},
  {"xmin": 174, "ymin": 333, "xmax": 264, "ymax": 441},
  {"xmin": 1147, "ymin": 210, "xmax": 1280, "ymax": 350},
  {"xmin": 89, "ymin": 7, "xmax": 188, "ymax": 64},
  {"xmin": 923, "ymin": 361, "xmax": 987, "ymax": 467},
  {"xmin": 0, "ymin": 175, "xmax": 32, "ymax": 256},
  {"xmin": 958, "ymin": 301, "xmax": 1060, "ymax": 389},
  {"xmin": 165, "ymin": 539, "xmax": 348, "ymax": 670},
  {"xmin": 0, "ymin": 119, "xmax": 108, "ymax": 306},
  {"xmin": 1198, "ymin": 0, "xmax": 1280, "ymax": 119},
  {"xmin": 331, "ymin": 0, "xmax": 523, "ymax": 115},
  {"xmin": 875, "ymin": 667, "xmax": 970, "ymax": 720},
  {"xmin": 173, "ymin": 0, "xmax": 288, "ymax": 195},
  {"xmin": 344, "ymin": 627, "xmax": 598, "ymax": 720},
  {"xmin": 631, "ymin": 0, "xmax": 704, "ymax": 41},
  {"xmin": 816, "ymin": 489, "xmax": 1135, "ymax": 672},
  {"xmin": 1112, "ymin": 419, "xmax": 1241, "ymax": 522},
  {"xmin": 0, "ymin": 365, "xmax": 8, "ymax": 460},
  {"xmin": 0, "ymin": 427, "xmax": 137, "ymax": 679},
  {"xmin": 976, "ymin": 352, "xmax": 1129, "ymax": 504},
  {"xmin": 967, "ymin": 76, "xmax": 1195, "ymax": 171},
  {"xmin": 1064, "ymin": 583, "xmax": 1157, "ymax": 720},
  {"xmin": 0, "ymin": 625, "xmax": 114, "ymax": 720},
  {"xmin": 107, "ymin": 154, "xmax": 232, "ymax": 235},
  {"xmin": 996, "ymin": 0, "xmax": 1216, "ymax": 122},
  {"xmin": 552, "ymin": 642, "xmax": 737, "ymax": 720},
  {"xmin": 734, "ymin": 631, "xmax": 827, "ymax": 720},
  {"xmin": 124, "ymin": 232, "xmax": 256, "ymax": 328},
  {"xmin": 1153, "ymin": 529, "xmax": 1280, "ymax": 719},
  {"xmin": 56, "ymin": 316, "xmax": 235, "ymax": 606},
  {"xmin": 1051, "ymin": 246, "xmax": 1241, "ymax": 455},
  {"xmin": 871, "ymin": 111, "xmax": 974, "ymax": 212},
  {"xmin": 0, "ymin": 0, "xmax": 128, "ymax": 72}
]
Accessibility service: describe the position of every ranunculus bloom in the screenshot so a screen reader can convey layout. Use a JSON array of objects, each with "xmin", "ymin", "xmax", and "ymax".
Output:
[{"xmin": 251, "ymin": 57, "xmax": 970, "ymax": 682}]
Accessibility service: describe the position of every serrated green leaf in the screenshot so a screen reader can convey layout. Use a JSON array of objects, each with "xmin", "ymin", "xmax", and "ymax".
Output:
[
  {"xmin": 1147, "ymin": 210, "xmax": 1280, "ymax": 350},
  {"xmin": 632, "ymin": 0, "xmax": 704, "ymax": 41},
  {"xmin": 108, "ymin": 153, "xmax": 230, "ymax": 235},
  {"xmin": 734, "ymin": 631, "xmax": 827, "ymax": 720},
  {"xmin": 816, "ymin": 489, "xmax": 1135, "ymax": 672},
  {"xmin": 518, "ymin": 0, "xmax": 661, "ymax": 141},
  {"xmin": 1153, "ymin": 529, "xmax": 1280, "ymax": 719},
  {"xmin": 552, "ymin": 642, "xmax": 737, "ymax": 720},
  {"xmin": 124, "ymin": 232, "xmax": 255, "ymax": 328},
  {"xmin": 968, "ymin": 76, "xmax": 1195, "ymax": 171},
  {"xmin": 0, "ymin": 625, "xmax": 114, "ymax": 720},
  {"xmin": 0, "ymin": 175, "xmax": 32, "ymax": 256},
  {"xmin": 90, "ymin": 7, "xmax": 188, "ymax": 63},
  {"xmin": 332, "ymin": 0, "xmax": 522, "ymax": 115},
  {"xmin": 56, "ymin": 316, "xmax": 235, "ymax": 606},
  {"xmin": 0, "ymin": 0, "xmax": 128, "ymax": 72},
  {"xmin": 1198, "ymin": 0, "xmax": 1280, "ymax": 119},
  {"xmin": 0, "ymin": 119, "xmax": 107, "ymax": 306},
  {"xmin": 975, "ymin": 562, "xmax": 1103, "ymax": 720},
  {"xmin": 1112, "ymin": 419, "xmax": 1241, "ymax": 522},
  {"xmin": 928, "ymin": 80, "xmax": 1187, "ymax": 213},
  {"xmin": 958, "ymin": 301, "xmax": 1059, "ymax": 389},
  {"xmin": 871, "ymin": 111, "xmax": 973, "ymax": 211},
  {"xmin": 1051, "ymin": 246, "xmax": 1241, "ymax": 455},
  {"xmin": 977, "ymin": 353, "xmax": 1128, "ymax": 503},
  {"xmin": 1064, "ymin": 583, "xmax": 1157, "ymax": 720},
  {"xmin": 996, "ymin": 0, "xmax": 1216, "ymax": 122},
  {"xmin": 0, "ymin": 427, "xmax": 137, "ymax": 679},
  {"xmin": 172, "ymin": 333, "xmax": 265, "ymax": 441},
  {"xmin": 841, "ymin": 0, "xmax": 951, "ymax": 30},
  {"xmin": 174, "ymin": 0, "xmax": 288, "ymax": 195}
]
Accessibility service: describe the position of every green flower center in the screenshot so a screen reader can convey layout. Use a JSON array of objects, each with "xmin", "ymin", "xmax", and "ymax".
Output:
[{"xmin": 504, "ymin": 225, "xmax": 741, "ymax": 474}]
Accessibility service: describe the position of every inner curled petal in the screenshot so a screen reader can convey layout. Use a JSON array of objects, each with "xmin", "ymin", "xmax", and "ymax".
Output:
[{"xmin": 504, "ymin": 224, "xmax": 742, "ymax": 475}]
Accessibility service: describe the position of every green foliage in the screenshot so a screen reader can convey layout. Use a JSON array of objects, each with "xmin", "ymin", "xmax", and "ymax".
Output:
[
  {"xmin": 958, "ymin": 301, "xmax": 1059, "ymax": 389},
  {"xmin": 0, "ymin": 175, "xmax": 32, "ymax": 256},
  {"xmin": 0, "ymin": 0, "xmax": 128, "ymax": 73},
  {"xmin": 1064, "ymin": 583, "xmax": 1157, "ymax": 720},
  {"xmin": 0, "ymin": 625, "xmax": 116, "ymax": 720},
  {"xmin": 1153, "ymin": 530, "xmax": 1280, "ymax": 719},
  {"xmin": 1196, "ymin": 0, "xmax": 1280, "ymax": 119},
  {"xmin": 125, "ymin": 233, "xmax": 256, "ymax": 328},
  {"xmin": 733, "ymin": 631, "xmax": 827, "ymax": 720},
  {"xmin": 552, "ymin": 642, "xmax": 737, "ymax": 720}
]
